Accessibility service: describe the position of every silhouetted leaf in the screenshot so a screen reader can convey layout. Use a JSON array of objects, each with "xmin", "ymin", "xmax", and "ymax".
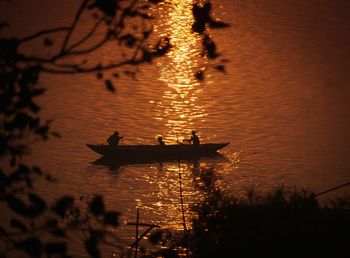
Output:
[
  {"xmin": 96, "ymin": 72, "xmax": 103, "ymax": 79},
  {"xmin": 46, "ymin": 219, "xmax": 66, "ymax": 237},
  {"xmin": 44, "ymin": 37, "xmax": 54, "ymax": 46},
  {"xmin": 45, "ymin": 174, "xmax": 56, "ymax": 181},
  {"xmin": 208, "ymin": 20, "xmax": 230, "ymax": 29},
  {"xmin": 156, "ymin": 249, "xmax": 179, "ymax": 258},
  {"xmin": 0, "ymin": 38, "xmax": 19, "ymax": 58},
  {"xmin": 124, "ymin": 8, "xmax": 138, "ymax": 17},
  {"xmin": 46, "ymin": 219, "xmax": 57, "ymax": 229},
  {"xmin": 13, "ymin": 163, "xmax": 30, "ymax": 177},
  {"xmin": 44, "ymin": 242, "xmax": 67, "ymax": 255},
  {"xmin": 29, "ymin": 102, "xmax": 40, "ymax": 113},
  {"xmin": 192, "ymin": 2, "xmax": 229, "ymax": 34},
  {"xmin": 149, "ymin": 230, "xmax": 162, "ymax": 244},
  {"xmin": 18, "ymin": 237, "xmax": 42, "ymax": 258},
  {"xmin": 7, "ymin": 195, "xmax": 28, "ymax": 217},
  {"xmin": 214, "ymin": 65, "xmax": 225, "ymax": 72},
  {"xmin": 142, "ymin": 48, "xmax": 152, "ymax": 62},
  {"xmin": 10, "ymin": 218, "xmax": 28, "ymax": 232},
  {"xmin": 195, "ymin": 70, "xmax": 204, "ymax": 81},
  {"xmin": 202, "ymin": 34, "xmax": 217, "ymax": 59},
  {"xmin": 105, "ymin": 18, "xmax": 112, "ymax": 25},
  {"xmin": 119, "ymin": 33, "xmax": 136, "ymax": 47},
  {"xmin": 85, "ymin": 237, "xmax": 100, "ymax": 258},
  {"xmin": 11, "ymin": 154, "xmax": 17, "ymax": 166},
  {"xmin": 13, "ymin": 113, "xmax": 31, "ymax": 130},
  {"xmin": 192, "ymin": 2, "xmax": 211, "ymax": 34},
  {"xmin": 0, "ymin": 226, "xmax": 8, "ymax": 237},
  {"xmin": 0, "ymin": 22, "xmax": 9, "ymax": 30},
  {"xmin": 192, "ymin": 20, "xmax": 206, "ymax": 34},
  {"xmin": 31, "ymin": 88, "xmax": 46, "ymax": 96},
  {"xmin": 32, "ymin": 166, "xmax": 42, "ymax": 175},
  {"xmin": 52, "ymin": 196, "xmax": 74, "ymax": 218},
  {"xmin": 90, "ymin": 195, "xmax": 105, "ymax": 215},
  {"xmin": 123, "ymin": 70, "xmax": 135, "ymax": 77},
  {"xmin": 28, "ymin": 193, "xmax": 47, "ymax": 217},
  {"xmin": 20, "ymin": 66, "xmax": 40, "ymax": 85},
  {"xmin": 35, "ymin": 125, "xmax": 49, "ymax": 139},
  {"xmin": 148, "ymin": 0, "xmax": 162, "ymax": 4},
  {"xmin": 153, "ymin": 37, "xmax": 171, "ymax": 56},
  {"xmin": 51, "ymin": 131, "xmax": 61, "ymax": 138},
  {"xmin": 104, "ymin": 80, "xmax": 115, "ymax": 92},
  {"xmin": 143, "ymin": 30, "xmax": 152, "ymax": 39},
  {"xmin": 139, "ymin": 4, "xmax": 150, "ymax": 9},
  {"xmin": 91, "ymin": 229, "xmax": 105, "ymax": 239},
  {"xmin": 88, "ymin": 0, "xmax": 117, "ymax": 17},
  {"xmin": 28, "ymin": 118, "xmax": 40, "ymax": 129},
  {"xmin": 103, "ymin": 211, "xmax": 119, "ymax": 226},
  {"xmin": 138, "ymin": 12, "xmax": 152, "ymax": 19}
]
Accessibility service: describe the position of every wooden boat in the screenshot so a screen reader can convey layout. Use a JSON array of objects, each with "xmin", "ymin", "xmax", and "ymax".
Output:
[{"xmin": 86, "ymin": 143, "xmax": 229, "ymax": 161}]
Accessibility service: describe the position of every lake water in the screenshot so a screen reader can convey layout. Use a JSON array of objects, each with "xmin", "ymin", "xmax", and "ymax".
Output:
[{"xmin": 1, "ymin": 0, "xmax": 350, "ymax": 252}]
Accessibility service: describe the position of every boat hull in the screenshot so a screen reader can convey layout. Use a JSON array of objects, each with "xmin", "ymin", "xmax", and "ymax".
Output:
[{"xmin": 87, "ymin": 143, "xmax": 229, "ymax": 161}]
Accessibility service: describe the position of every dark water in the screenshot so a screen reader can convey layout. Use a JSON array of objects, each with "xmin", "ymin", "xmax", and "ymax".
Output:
[{"xmin": 1, "ymin": 0, "xmax": 350, "ymax": 250}]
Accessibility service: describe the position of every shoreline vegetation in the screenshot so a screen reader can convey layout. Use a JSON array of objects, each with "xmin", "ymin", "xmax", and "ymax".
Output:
[{"xmin": 139, "ymin": 169, "xmax": 350, "ymax": 258}]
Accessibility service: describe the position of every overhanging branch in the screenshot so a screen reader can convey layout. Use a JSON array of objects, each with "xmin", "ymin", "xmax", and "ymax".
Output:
[
  {"xmin": 19, "ymin": 27, "xmax": 70, "ymax": 43},
  {"xmin": 60, "ymin": 0, "xmax": 89, "ymax": 54},
  {"xmin": 40, "ymin": 58, "xmax": 143, "ymax": 74},
  {"xmin": 65, "ymin": 18, "xmax": 104, "ymax": 53}
]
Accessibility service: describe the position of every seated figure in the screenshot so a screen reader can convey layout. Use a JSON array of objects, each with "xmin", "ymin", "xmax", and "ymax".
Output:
[
  {"xmin": 158, "ymin": 136, "xmax": 166, "ymax": 148},
  {"xmin": 183, "ymin": 130, "xmax": 200, "ymax": 145},
  {"xmin": 107, "ymin": 131, "xmax": 123, "ymax": 146}
]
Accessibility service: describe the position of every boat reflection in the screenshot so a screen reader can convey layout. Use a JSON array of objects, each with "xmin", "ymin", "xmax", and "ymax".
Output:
[{"xmin": 91, "ymin": 153, "xmax": 229, "ymax": 172}]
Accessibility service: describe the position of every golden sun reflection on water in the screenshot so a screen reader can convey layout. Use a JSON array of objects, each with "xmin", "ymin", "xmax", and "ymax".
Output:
[
  {"xmin": 152, "ymin": 163, "xmax": 202, "ymax": 230},
  {"xmin": 146, "ymin": 0, "xmax": 212, "ymax": 230},
  {"xmin": 154, "ymin": 0, "xmax": 208, "ymax": 143}
]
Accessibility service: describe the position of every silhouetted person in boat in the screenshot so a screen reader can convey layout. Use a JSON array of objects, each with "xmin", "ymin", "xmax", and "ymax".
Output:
[
  {"xmin": 184, "ymin": 130, "xmax": 200, "ymax": 145},
  {"xmin": 107, "ymin": 131, "xmax": 123, "ymax": 146},
  {"xmin": 158, "ymin": 136, "xmax": 166, "ymax": 148}
]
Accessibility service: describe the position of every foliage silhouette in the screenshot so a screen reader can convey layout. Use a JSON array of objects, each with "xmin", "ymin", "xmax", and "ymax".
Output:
[
  {"xmin": 0, "ymin": 0, "xmax": 228, "ymax": 257},
  {"xmin": 145, "ymin": 169, "xmax": 350, "ymax": 258}
]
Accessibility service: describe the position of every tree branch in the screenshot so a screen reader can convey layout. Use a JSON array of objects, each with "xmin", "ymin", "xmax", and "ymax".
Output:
[
  {"xmin": 60, "ymin": 0, "xmax": 89, "ymax": 54},
  {"xmin": 18, "ymin": 34, "xmax": 110, "ymax": 64},
  {"xmin": 14, "ymin": 0, "xmax": 158, "ymax": 76},
  {"xmin": 61, "ymin": 35, "xmax": 110, "ymax": 57},
  {"xmin": 16, "ymin": 0, "xmax": 146, "ymax": 68},
  {"xmin": 40, "ymin": 58, "xmax": 143, "ymax": 74},
  {"xmin": 65, "ymin": 18, "xmax": 104, "ymax": 53},
  {"xmin": 19, "ymin": 27, "xmax": 70, "ymax": 43}
]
